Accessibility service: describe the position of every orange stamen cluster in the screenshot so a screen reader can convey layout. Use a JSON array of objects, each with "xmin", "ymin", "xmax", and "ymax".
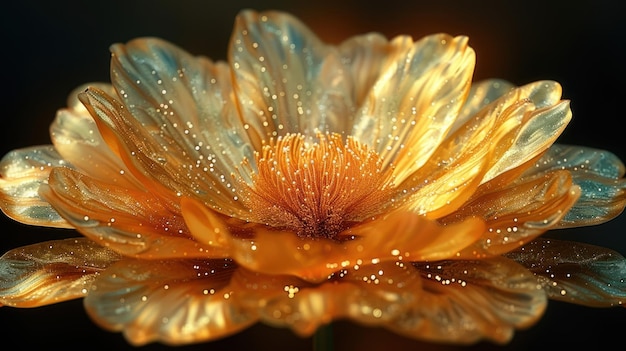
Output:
[{"xmin": 242, "ymin": 133, "xmax": 394, "ymax": 239}]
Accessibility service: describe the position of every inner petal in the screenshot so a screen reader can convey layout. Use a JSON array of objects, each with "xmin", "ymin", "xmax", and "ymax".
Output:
[{"xmin": 240, "ymin": 133, "xmax": 394, "ymax": 239}]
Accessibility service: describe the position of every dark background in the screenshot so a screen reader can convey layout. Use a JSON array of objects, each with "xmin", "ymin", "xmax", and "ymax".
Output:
[{"xmin": 1, "ymin": 1, "xmax": 624, "ymax": 350}]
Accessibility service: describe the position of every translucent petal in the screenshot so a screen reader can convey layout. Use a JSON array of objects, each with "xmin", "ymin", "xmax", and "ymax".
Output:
[
  {"xmin": 407, "ymin": 257, "xmax": 547, "ymax": 343},
  {"xmin": 352, "ymin": 34, "xmax": 476, "ymax": 183},
  {"xmin": 443, "ymin": 170, "xmax": 580, "ymax": 257},
  {"xmin": 484, "ymin": 100, "xmax": 572, "ymax": 181},
  {"xmin": 506, "ymin": 238, "xmax": 626, "ymax": 307},
  {"xmin": 230, "ymin": 10, "xmax": 355, "ymax": 142},
  {"xmin": 231, "ymin": 261, "xmax": 418, "ymax": 337},
  {"xmin": 528, "ymin": 145, "xmax": 626, "ymax": 227},
  {"xmin": 0, "ymin": 146, "xmax": 70, "ymax": 227},
  {"xmin": 84, "ymin": 258, "xmax": 254, "ymax": 346},
  {"xmin": 78, "ymin": 87, "xmax": 247, "ymax": 218},
  {"xmin": 109, "ymin": 37, "xmax": 255, "ymax": 188},
  {"xmin": 40, "ymin": 167, "xmax": 226, "ymax": 259},
  {"xmin": 182, "ymin": 197, "xmax": 484, "ymax": 282},
  {"xmin": 0, "ymin": 238, "xmax": 120, "ymax": 307},
  {"xmin": 452, "ymin": 79, "xmax": 515, "ymax": 133},
  {"xmin": 233, "ymin": 258, "xmax": 545, "ymax": 344},
  {"xmin": 51, "ymin": 83, "xmax": 143, "ymax": 189},
  {"xmin": 338, "ymin": 32, "xmax": 393, "ymax": 108},
  {"xmin": 396, "ymin": 81, "xmax": 562, "ymax": 218}
]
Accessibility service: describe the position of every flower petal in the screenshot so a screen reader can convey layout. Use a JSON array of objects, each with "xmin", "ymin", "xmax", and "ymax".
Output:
[
  {"xmin": 352, "ymin": 34, "xmax": 476, "ymax": 183},
  {"xmin": 484, "ymin": 99, "xmax": 572, "ymax": 182},
  {"xmin": 0, "ymin": 238, "xmax": 120, "ymax": 307},
  {"xmin": 84, "ymin": 258, "xmax": 254, "ymax": 346},
  {"xmin": 453, "ymin": 79, "xmax": 515, "ymax": 132},
  {"xmin": 232, "ymin": 257, "xmax": 545, "ymax": 344},
  {"xmin": 109, "ymin": 37, "xmax": 256, "ymax": 186},
  {"xmin": 79, "ymin": 87, "xmax": 247, "ymax": 218},
  {"xmin": 182, "ymin": 196, "xmax": 485, "ymax": 282},
  {"xmin": 396, "ymin": 81, "xmax": 564, "ymax": 218},
  {"xmin": 230, "ymin": 10, "xmax": 355, "ymax": 143},
  {"xmin": 50, "ymin": 83, "xmax": 143, "ymax": 189},
  {"xmin": 444, "ymin": 170, "xmax": 580, "ymax": 257},
  {"xmin": 528, "ymin": 145, "xmax": 626, "ymax": 227},
  {"xmin": 407, "ymin": 257, "xmax": 546, "ymax": 343},
  {"xmin": 40, "ymin": 167, "xmax": 226, "ymax": 259},
  {"xmin": 0, "ymin": 146, "xmax": 70, "ymax": 227},
  {"xmin": 338, "ymin": 33, "xmax": 392, "ymax": 108},
  {"xmin": 506, "ymin": 238, "xmax": 626, "ymax": 307}
]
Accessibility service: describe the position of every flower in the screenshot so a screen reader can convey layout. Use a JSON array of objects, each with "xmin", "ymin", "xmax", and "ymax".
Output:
[{"xmin": 0, "ymin": 9, "xmax": 625, "ymax": 346}]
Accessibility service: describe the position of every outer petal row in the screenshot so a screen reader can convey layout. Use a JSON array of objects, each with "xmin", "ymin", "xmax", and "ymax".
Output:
[
  {"xmin": 81, "ymin": 256, "xmax": 545, "ymax": 345},
  {"xmin": 0, "ymin": 238, "xmax": 120, "ymax": 307}
]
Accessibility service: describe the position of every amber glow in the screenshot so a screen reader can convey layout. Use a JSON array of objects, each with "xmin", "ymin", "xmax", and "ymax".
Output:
[
  {"xmin": 241, "ymin": 132, "xmax": 395, "ymax": 239},
  {"xmin": 0, "ymin": 9, "xmax": 624, "ymax": 347}
]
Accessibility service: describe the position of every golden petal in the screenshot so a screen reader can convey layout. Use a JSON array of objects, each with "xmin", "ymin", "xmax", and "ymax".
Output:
[
  {"xmin": 444, "ymin": 170, "xmax": 580, "ymax": 257},
  {"xmin": 110, "ymin": 37, "xmax": 256, "ymax": 188},
  {"xmin": 484, "ymin": 100, "xmax": 571, "ymax": 182},
  {"xmin": 84, "ymin": 258, "xmax": 254, "ymax": 346},
  {"xmin": 338, "ymin": 33, "xmax": 393, "ymax": 107},
  {"xmin": 232, "ymin": 257, "xmax": 545, "ymax": 344},
  {"xmin": 396, "ymin": 81, "xmax": 568, "ymax": 218},
  {"xmin": 41, "ymin": 167, "xmax": 227, "ymax": 259},
  {"xmin": 406, "ymin": 257, "xmax": 547, "ymax": 343},
  {"xmin": 50, "ymin": 83, "xmax": 143, "ymax": 190},
  {"xmin": 230, "ymin": 10, "xmax": 356, "ymax": 143},
  {"xmin": 0, "ymin": 146, "xmax": 70, "ymax": 227},
  {"xmin": 352, "ymin": 33, "xmax": 476, "ymax": 183},
  {"xmin": 79, "ymin": 87, "xmax": 248, "ymax": 218},
  {"xmin": 183, "ymin": 196, "xmax": 484, "ymax": 282},
  {"xmin": 0, "ymin": 238, "xmax": 120, "ymax": 307}
]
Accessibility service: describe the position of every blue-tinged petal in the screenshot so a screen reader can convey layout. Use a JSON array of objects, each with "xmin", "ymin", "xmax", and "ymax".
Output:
[
  {"xmin": 352, "ymin": 33, "xmax": 475, "ymax": 183},
  {"xmin": 108, "ymin": 36, "xmax": 255, "ymax": 207},
  {"xmin": 527, "ymin": 145, "xmax": 626, "ymax": 227},
  {"xmin": 506, "ymin": 238, "xmax": 626, "ymax": 307},
  {"xmin": 338, "ymin": 33, "xmax": 392, "ymax": 108},
  {"xmin": 0, "ymin": 238, "xmax": 120, "ymax": 307},
  {"xmin": 230, "ymin": 10, "xmax": 356, "ymax": 143},
  {"xmin": 0, "ymin": 146, "xmax": 70, "ymax": 227},
  {"xmin": 84, "ymin": 258, "xmax": 255, "ymax": 346},
  {"xmin": 452, "ymin": 79, "xmax": 514, "ymax": 133},
  {"xmin": 51, "ymin": 83, "xmax": 144, "ymax": 190},
  {"xmin": 79, "ymin": 87, "xmax": 248, "ymax": 218}
]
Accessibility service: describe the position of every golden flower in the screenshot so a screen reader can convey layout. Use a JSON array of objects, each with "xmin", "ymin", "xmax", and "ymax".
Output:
[{"xmin": 1, "ymin": 9, "xmax": 625, "ymax": 346}]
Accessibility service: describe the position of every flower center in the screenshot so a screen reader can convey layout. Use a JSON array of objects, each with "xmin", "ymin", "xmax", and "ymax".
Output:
[{"xmin": 242, "ymin": 132, "xmax": 394, "ymax": 239}]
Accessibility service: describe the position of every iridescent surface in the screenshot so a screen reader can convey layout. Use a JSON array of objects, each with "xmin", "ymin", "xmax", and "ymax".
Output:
[{"xmin": 0, "ymin": 9, "xmax": 624, "ymax": 347}]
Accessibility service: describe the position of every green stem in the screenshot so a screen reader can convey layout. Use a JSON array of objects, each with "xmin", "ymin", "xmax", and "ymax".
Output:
[{"xmin": 313, "ymin": 323, "xmax": 334, "ymax": 351}]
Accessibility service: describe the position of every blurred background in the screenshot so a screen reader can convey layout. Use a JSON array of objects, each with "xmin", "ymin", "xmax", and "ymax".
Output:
[{"xmin": 1, "ymin": 0, "xmax": 624, "ymax": 350}]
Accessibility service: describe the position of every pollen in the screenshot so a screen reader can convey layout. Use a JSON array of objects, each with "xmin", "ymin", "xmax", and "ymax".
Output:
[{"xmin": 242, "ymin": 132, "xmax": 394, "ymax": 239}]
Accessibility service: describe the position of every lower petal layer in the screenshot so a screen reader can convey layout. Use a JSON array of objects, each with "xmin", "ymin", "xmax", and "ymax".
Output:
[
  {"xmin": 0, "ymin": 238, "xmax": 120, "ymax": 307},
  {"xmin": 235, "ymin": 257, "xmax": 546, "ymax": 344},
  {"xmin": 84, "ymin": 258, "xmax": 255, "ymax": 346},
  {"xmin": 506, "ymin": 238, "xmax": 626, "ymax": 307}
]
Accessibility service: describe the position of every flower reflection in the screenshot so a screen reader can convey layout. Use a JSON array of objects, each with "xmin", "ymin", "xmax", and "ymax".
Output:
[{"xmin": 0, "ymin": 10, "xmax": 624, "ymax": 346}]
